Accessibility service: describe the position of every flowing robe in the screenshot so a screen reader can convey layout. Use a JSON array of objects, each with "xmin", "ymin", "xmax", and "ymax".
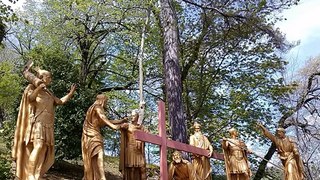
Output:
[
  {"xmin": 82, "ymin": 104, "xmax": 105, "ymax": 180},
  {"xmin": 262, "ymin": 129, "xmax": 304, "ymax": 180},
  {"xmin": 189, "ymin": 133, "xmax": 213, "ymax": 180},
  {"xmin": 222, "ymin": 138, "xmax": 251, "ymax": 180},
  {"xmin": 119, "ymin": 124, "xmax": 146, "ymax": 180},
  {"xmin": 12, "ymin": 84, "xmax": 55, "ymax": 179}
]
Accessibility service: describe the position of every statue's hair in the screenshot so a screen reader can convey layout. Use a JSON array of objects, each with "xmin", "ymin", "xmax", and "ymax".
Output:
[
  {"xmin": 193, "ymin": 122, "xmax": 201, "ymax": 128},
  {"xmin": 34, "ymin": 67, "xmax": 51, "ymax": 78},
  {"xmin": 172, "ymin": 150, "xmax": 181, "ymax": 156},
  {"xmin": 96, "ymin": 94, "xmax": 107, "ymax": 101},
  {"xmin": 276, "ymin": 127, "xmax": 285, "ymax": 133},
  {"xmin": 229, "ymin": 128, "xmax": 237, "ymax": 134},
  {"xmin": 94, "ymin": 94, "xmax": 107, "ymax": 107}
]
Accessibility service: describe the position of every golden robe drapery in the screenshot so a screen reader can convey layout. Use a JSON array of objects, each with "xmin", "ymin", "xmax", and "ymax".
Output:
[{"xmin": 12, "ymin": 84, "xmax": 54, "ymax": 179}]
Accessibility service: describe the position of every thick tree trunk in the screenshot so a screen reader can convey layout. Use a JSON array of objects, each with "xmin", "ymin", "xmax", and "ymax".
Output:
[{"xmin": 160, "ymin": 0, "xmax": 187, "ymax": 143}]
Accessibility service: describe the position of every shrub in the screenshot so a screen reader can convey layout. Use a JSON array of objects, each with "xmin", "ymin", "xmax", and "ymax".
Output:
[{"xmin": 0, "ymin": 153, "xmax": 12, "ymax": 180}]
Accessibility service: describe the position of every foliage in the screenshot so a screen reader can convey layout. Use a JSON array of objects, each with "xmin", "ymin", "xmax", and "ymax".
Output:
[
  {"xmin": 5, "ymin": 0, "xmax": 159, "ymax": 160},
  {"xmin": 0, "ymin": 55, "xmax": 22, "ymax": 134},
  {"xmin": 176, "ymin": 0, "xmax": 298, "ymax": 138},
  {"xmin": 0, "ymin": 54, "xmax": 21, "ymax": 158},
  {"xmin": 0, "ymin": 132, "xmax": 13, "ymax": 180},
  {"xmin": 253, "ymin": 55, "xmax": 320, "ymax": 178},
  {"xmin": 146, "ymin": 164, "xmax": 159, "ymax": 179},
  {"xmin": 0, "ymin": 0, "xmax": 18, "ymax": 46},
  {"xmin": 283, "ymin": 56, "xmax": 320, "ymax": 179},
  {"xmin": 159, "ymin": 0, "xmax": 300, "ymax": 177},
  {"xmin": 212, "ymin": 175, "xmax": 227, "ymax": 180},
  {"xmin": 0, "ymin": 61, "xmax": 22, "ymax": 111},
  {"xmin": 0, "ymin": 153, "xmax": 12, "ymax": 180},
  {"xmin": 262, "ymin": 167, "xmax": 283, "ymax": 179}
]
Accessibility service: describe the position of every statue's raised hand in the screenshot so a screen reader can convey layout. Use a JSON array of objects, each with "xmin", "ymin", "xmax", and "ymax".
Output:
[
  {"xmin": 256, "ymin": 122, "xmax": 264, "ymax": 129},
  {"xmin": 120, "ymin": 123, "xmax": 129, "ymax": 130},
  {"xmin": 69, "ymin": 84, "xmax": 76, "ymax": 94}
]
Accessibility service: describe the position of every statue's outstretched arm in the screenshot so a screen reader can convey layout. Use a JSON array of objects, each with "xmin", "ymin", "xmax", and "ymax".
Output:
[
  {"xmin": 257, "ymin": 123, "xmax": 276, "ymax": 143},
  {"xmin": 111, "ymin": 117, "xmax": 129, "ymax": 124},
  {"xmin": 96, "ymin": 107, "xmax": 119, "ymax": 130},
  {"xmin": 56, "ymin": 84, "xmax": 76, "ymax": 105}
]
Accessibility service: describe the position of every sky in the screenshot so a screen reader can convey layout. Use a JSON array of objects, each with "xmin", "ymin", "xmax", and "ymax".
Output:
[
  {"xmin": 276, "ymin": 0, "xmax": 320, "ymax": 75},
  {"xmin": 2, "ymin": 0, "xmax": 25, "ymax": 8}
]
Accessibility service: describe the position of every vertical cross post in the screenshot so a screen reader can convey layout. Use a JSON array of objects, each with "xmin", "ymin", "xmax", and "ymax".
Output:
[
  {"xmin": 158, "ymin": 101, "xmax": 168, "ymax": 180},
  {"xmin": 134, "ymin": 100, "xmax": 224, "ymax": 180}
]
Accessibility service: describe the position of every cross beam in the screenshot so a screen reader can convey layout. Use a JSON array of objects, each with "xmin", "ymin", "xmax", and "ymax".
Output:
[{"xmin": 134, "ymin": 101, "xmax": 224, "ymax": 180}]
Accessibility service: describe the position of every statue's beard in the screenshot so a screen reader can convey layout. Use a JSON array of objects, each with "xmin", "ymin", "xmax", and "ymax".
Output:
[
  {"xmin": 195, "ymin": 132, "xmax": 202, "ymax": 136},
  {"xmin": 174, "ymin": 158, "xmax": 181, "ymax": 163}
]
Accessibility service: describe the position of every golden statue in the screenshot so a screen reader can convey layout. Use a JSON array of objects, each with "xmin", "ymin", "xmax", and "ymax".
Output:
[
  {"xmin": 168, "ymin": 151, "xmax": 196, "ymax": 180},
  {"xmin": 222, "ymin": 128, "xmax": 251, "ymax": 180},
  {"xmin": 119, "ymin": 110, "xmax": 147, "ymax": 180},
  {"xmin": 12, "ymin": 62, "xmax": 76, "ymax": 180},
  {"xmin": 258, "ymin": 123, "xmax": 304, "ymax": 180},
  {"xmin": 82, "ymin": 94, "xmax": 127, "ymax": 180},
  {"xmin": 189, "ymin": 122, "xmax": 213, "ymax": 180}
]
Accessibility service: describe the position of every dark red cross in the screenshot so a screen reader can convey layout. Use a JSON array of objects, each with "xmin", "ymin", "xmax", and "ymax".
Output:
[{"xmin": 134, "ymin": 101, "xmax": 224, "ymax": 180}]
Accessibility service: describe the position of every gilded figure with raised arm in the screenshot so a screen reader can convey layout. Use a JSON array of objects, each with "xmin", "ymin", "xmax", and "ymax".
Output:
[
  {"xmin": 257, "ymin": 123, "xmax": 304, "ymax": 180},
  {"xmin": 12, "ymin": 62, "xmax": 76, "ymax": 180}
]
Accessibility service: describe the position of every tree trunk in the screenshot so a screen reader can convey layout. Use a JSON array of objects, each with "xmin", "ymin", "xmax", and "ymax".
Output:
[
  {"xmin": 253, "ymin": 143, "xmax": 277, "ymax": 180},
  {"xmin": 159, "ymin": 0, "xmax": 187, "ymax": 143},
  {"xmin": 0, "ymin": 107, "xmax": 4, "ymax": 128}
]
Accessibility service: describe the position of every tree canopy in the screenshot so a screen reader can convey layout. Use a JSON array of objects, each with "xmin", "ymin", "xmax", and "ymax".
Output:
[{"xmin": 0, "ymin": 0, "xmax": 18, "ymax": 46}]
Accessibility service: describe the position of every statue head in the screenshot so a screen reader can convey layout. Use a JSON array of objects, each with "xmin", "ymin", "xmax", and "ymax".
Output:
[
  {"xmin": 276, "ymin": 127, "xmax": 286, "ymax": 139},
  {"xmin": 131, "ymin": 109, "xmax": 139, "ymax": 124},
  {"xmin": 229, "ymin": 128, "xmax": 238, "ymax": 137},
  {"xmin": 193, "ymin": 122, "xmax": 201, "ymax": 132},
  {"xmin": 172, "ymin": 151, "xmax": 182, "ymax": 163},
  {"xmin": 35, "ymin": 67, "xmax": 52, "ymax": 86},
  {"xmin": 95, "ymin": 94, "xmax": 107, "ymax": 107}
]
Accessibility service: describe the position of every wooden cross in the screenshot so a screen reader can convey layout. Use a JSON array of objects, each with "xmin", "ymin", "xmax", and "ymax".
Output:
[{"xmin": 134, "ymin": 101, "xmax": 224, "ymax": 180}]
